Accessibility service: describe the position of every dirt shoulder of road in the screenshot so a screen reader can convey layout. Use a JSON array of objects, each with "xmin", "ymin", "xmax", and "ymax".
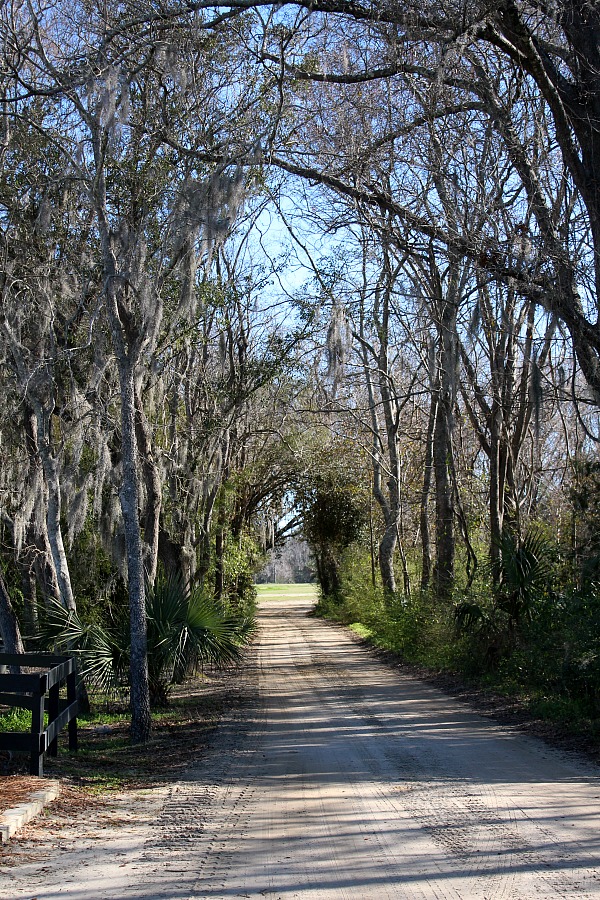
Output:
[
  {"xmin": 0, "ymin": 664, "xmax": 254, "ymax": 837},
  {"xmin": 3, "ymin": 596, "xmax": 599, "ymax": 900}
]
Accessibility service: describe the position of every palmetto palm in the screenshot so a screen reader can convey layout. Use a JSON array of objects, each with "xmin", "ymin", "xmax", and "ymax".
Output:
[
  {"xmin": 495, "ymin": 529, "xmax": 554, "ymax": 627},
  {"xmin": 145, "ymin": 572, "xmax": 255, "ymax": 704},
  {"xmin": 43, "ymin": 572, "xmax": 255, "ymax": 706}
]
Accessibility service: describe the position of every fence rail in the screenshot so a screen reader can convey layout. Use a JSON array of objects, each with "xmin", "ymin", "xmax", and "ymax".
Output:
[{"xmin": 0, "ymin": 653, "xmax": 78, "ymax": 776}]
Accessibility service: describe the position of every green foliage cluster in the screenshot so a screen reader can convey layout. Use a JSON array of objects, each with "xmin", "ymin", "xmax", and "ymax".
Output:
[
  {"xmin": 219, "ymin": 529, "xmax": 262, "ymax": 614},
  {"xmin": 298, "ymin": 467, "xmax": 369, "ymax": 601},
  {"xmin": 0, "ymin": 706, "xmax": 35, "ymax": 732},
  {"xmin": 316, "ymin": 546, "xmax": 457, "ymax": 670},
  {"xmin": 317, "ymin": 533, "xmax": 600, "ymax": 737},
  {"xmin": 41, "ymin": 572, "xmax": 255, "ymax": 707},
  {"xmin": 570, "ymin": 457, "xmax": 600, "ymax": 582}
]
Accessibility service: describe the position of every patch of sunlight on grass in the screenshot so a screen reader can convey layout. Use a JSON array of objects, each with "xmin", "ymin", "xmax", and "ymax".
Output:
[
  {"xmin": 0, "ymin": 706, "xmax": 34, "ymax": 731},
  {"xmin": 349, "ymin": 623, "xmax": 374, "ymax": 640},
  {"xmin": 256, "ymin": 583, "xmax": 319, "ymax": 600}
]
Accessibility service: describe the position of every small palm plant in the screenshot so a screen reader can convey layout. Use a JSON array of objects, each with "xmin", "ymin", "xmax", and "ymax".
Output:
[
  {"xmin": 145, "ymin": 572, "xmax": 255, "ymax": 705},
  {"xmin": 495, "ymin": 528, "xmax": 554, "ymax": 628},
  {"xmin": 42, "ymin": 601, "xmax": 130, "ymax": 694},
  {"xmin": 42, "ymin": 572, "xmax": 255, "ymax": 706},
  {"xmin": 454, "ymin": 527, "xmax": 554, "ymax": 669}
]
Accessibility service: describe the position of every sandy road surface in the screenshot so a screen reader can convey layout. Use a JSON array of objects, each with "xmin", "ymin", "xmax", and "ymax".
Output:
[{"xmin": 2, "ymin": 592, "xmax": 600, "ymax": 899}]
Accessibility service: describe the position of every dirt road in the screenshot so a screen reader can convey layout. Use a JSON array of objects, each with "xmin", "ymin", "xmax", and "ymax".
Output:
[{"xmin": 2, "ymin": 592, "xmax": 600, "ymax": 899}]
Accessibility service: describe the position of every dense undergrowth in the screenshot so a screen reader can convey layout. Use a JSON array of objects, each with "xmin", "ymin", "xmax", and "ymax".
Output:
[
  {"xmin": 39, "ymin": 571, "xmax": 256, "ymax": 708},
  {"xmin": 0, "ymin": 571, "xmax": 257, "ymax": 768},
  {"xmin": 315, "ymin": 545, "xmax": 600, "ymax": 744}
]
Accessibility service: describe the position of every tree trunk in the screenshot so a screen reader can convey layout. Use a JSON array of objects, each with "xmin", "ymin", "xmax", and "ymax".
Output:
[
  {"xmin": 118, "ymin": 361, "xmax": 151, "ymax": 743},
  {"xmin": 357, "ymin": 237, "xmax": 402, "ymax": 603},
  {"xmin": 32, "ymin": 526, "xmax": 62, "ymax": 607},
  {"xmin": 214, "ymin": 523, "xmax": 225, "ymax": 601},
  {"xmin": 433, "ymin": 389, "xmax": 455, "ymax": 598},
  {"xmin": 397, "ymin": 521, "xmax": 411, "ymax": 598},
  {"xmin": 0, "ymin": 570, "xmax": 24, "ymax": 656},
  {"xmin": 432, "ymin": 274, "xmax": 458, "ymax": 600},
  {"xmin": 134, "ymin": 382, "xmax": 162, "ymax": 586},
  {"xmin": 379, "ymin": 522, "xmax": 397, "ymax": 599},
  {"xmin": 158, "ymin": 528, "xmax": 185, "ymax": 579},
  {"xmin": 369, "ymin": 505, "xmax": 377, "ymax": 587},
  {"xmin": 19, "ymin": 562, "xmax": 39, "ymax": 637},
  {"xmin": 96, "ymin": 154, "xmax": 152, "ymax": 742},
  {"xmin": 22, "ymin": 406, "xmax": 71, "ymax": 609},
  {"xmin": 42, "ymin": 450, "xmax": 76, "ymax": 611},
  {"xmin": 489, "ymin": 417, "xmax": 503, "ymax": 573},
  {"xmin": 420, "ymin": 392, "xmax": 437, "ymax": 591},
  {"xmin": 314, "ymin": 545, "xmax": 342, "ymax": 601}
]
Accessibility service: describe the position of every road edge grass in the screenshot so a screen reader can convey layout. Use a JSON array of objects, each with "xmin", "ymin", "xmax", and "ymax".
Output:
[{"xmin": 256, "ymin": 583, "xmax": 319, "ymax": 599}]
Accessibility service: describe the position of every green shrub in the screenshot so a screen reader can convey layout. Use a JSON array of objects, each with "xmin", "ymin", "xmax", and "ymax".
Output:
[
  {"xmin": 315, "ymin": 529, "xmax": 600, "ymax": 738},
  {"xmin": 41, "ymin": 572, "xmax": 256, "ymax": 707},
  {"xmin": 0, "ymin": 706, "xmax": 34, "ymax": 732}
]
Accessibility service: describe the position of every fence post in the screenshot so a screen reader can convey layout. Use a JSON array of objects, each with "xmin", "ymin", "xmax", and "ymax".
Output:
[
  {"xmin": 30, "ymin": 675, "xmax": 47, "ymax": 777},
  {"xmin": 48, "ymin": 681, "xmax": 60, "ymax": 757},
  {"xmin": 66, "ymin": 669, "xmax": 78, "ymax": 752},
  {"xmin": 0, "ymin": 654, "xmax": 78, "ymax": 774}
]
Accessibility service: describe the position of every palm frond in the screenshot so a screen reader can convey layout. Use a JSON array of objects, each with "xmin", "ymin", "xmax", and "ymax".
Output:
[
  {"xmin": 496, "ymin": 528, "xmax": 554, "ymax": 623},
  {"xmin": 40, "ymin": 598, "xmax": 127, "ymax": 694},
  {"xmin": 39, "ymin": 572, "xmax": 256, "ymax": 706},
  {"xmin": 145, "ymin": 572, "xmax": 256, "ymax": 697}
]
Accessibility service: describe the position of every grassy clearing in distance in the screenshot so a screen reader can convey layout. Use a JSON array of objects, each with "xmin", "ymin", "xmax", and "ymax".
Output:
[{"xmin": 256, "ymin": 583, "xmax": 319, "ymax": 601}]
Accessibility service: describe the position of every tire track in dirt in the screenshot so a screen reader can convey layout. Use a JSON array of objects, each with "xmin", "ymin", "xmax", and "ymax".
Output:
[
  {"xmin": 249, "ymin": 608, "xmax": 422, "ymax": 900},
  {"xmin": 299, "ymin": 648, "xmax": 520, "ymax": 897},
  {"xmin": 154, "ymin": 598, "xmax": 600, "ymax": 899},
  {"xmin": 289, "ymin": 614, "xmax": 516, "ymax": 899},
  {"xmin": 173, "ymin": 600, "xmax": 495, "ymax": 899}
]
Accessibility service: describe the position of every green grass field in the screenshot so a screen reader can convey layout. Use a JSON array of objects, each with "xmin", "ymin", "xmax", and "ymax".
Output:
[{"xmin": 256, "ymin": 583, "xmax": 319, "ymax": 601}]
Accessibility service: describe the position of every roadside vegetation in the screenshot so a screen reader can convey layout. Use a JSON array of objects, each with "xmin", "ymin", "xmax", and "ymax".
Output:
[
  {"xmin": 1, "ymin": 0, "xmax": 600, "ymax": 757},
  {"xmin": 313, "ymin": 533, "xmax": 600, "ymax": 746},
  {"xmin": 0, "ymin": 667, "xmax": 252, "ymax": 790}
]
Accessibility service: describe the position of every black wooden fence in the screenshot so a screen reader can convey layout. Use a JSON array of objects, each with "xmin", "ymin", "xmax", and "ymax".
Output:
[{"xmin": 0, "ymin": 653, "xmax": 78, "ymax": 776}]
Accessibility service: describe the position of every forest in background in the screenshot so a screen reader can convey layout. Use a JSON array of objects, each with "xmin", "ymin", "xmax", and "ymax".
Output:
[{"xmin": 1, "ymin": 0, "xmax": 600, "ymax": 740}]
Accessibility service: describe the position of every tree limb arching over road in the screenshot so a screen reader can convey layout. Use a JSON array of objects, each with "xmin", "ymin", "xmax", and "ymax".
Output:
[{"xmin": 2, "ymin": 589, "xmax": 600, "ymax": 899}]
